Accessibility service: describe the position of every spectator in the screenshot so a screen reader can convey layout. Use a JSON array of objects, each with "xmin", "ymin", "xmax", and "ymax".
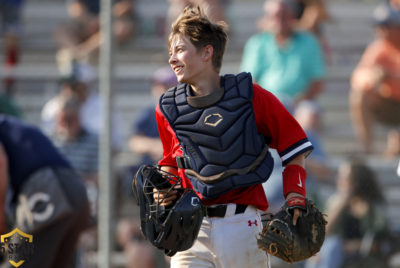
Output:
[
  {"xmin": 129, "ymin": 66, "xmax": 178, "ymax": 169},
  {"xmin": 350, "ymin": 4, "xmax": 400, "ymax": 157},
  {"xmin": 55, "ymin": 0, "xmax": 135, "ymax": 66},
  {"xmin": 241, "ymin": 0, "xmax": 325, "ymax": 113},
  {"xmin": 0, "ymin": 114, "xmax": 90, "ymax": 268},
  {"xmin": 121, "ymin": 67, "xmax": 177, "ymax": 198},
  {"xmin": 48, "ymin": 95, "xmax": 99, "ymax": 267},
  {"xmin": 390, "ymin": 0, "xmax": 400, "ymax": 10},
  {"xmin": 54, "ymin": 0, "xmax": 135, "ymax": 65},
  {"xmin": 49, "ymin": 95, "xmax": 99, "ymax": 219},
  {"xmin": 305, "ymin": 158, "xmax": 390, "ymax": 268},
  {"xmin": 41, "ymin": 62, "xmax": 122, "ymax": 150},
  {"xmin": 0, "ymin": 0, "xmax": 24, "ymax": 95}
]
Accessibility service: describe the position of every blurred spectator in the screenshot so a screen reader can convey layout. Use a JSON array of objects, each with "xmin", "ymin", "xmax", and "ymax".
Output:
[
  {"xmin": 0, "ymin": 114, "xmax": 90, "ymax": 268},
  {"xmin": 49, "ymin": 95, "xmax": 99, "ymax": 219},
  {"xmin": 349, "ymin": 4, "xmax": 400, "ymax": 156},
  {"xmin": 306, "ymin": 158, "xmax": 391, "ymax": 268},
  {"xmin": 294, "ymin": 100, "xmax": 333, "ymax": 206},
  {"xmin": 116, "ymin": 219, "xmax": 168, "ymax": 268},
  {"xmin": 129, "ymin": 66, "xmax": 178, "ymax": 169},
  {"xmin": 390, "ymin": 0, "xmax": 400, "ymax": 10},
  {"xmin": 41, "ymin": 62, "xmax": 122, "ymax": 150},
  {"xmin": 241, "ymin": 0, "xmax": 325, "ymax": 113},
  {"xmin": 48, "ymin": 95, "xmax": 99, "ymax": 267},
  {"xmin": 54, "ymin": 0, "xmax": 135, "ymax": 65},
  {"xmin": 0, "ymin": 0, "xmax": 24, "ymax": 95}
]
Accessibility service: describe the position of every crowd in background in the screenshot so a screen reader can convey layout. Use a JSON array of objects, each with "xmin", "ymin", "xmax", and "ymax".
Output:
[{"xmin": 1, "ymin": 0, "xmax": 400, "ymax": 267}]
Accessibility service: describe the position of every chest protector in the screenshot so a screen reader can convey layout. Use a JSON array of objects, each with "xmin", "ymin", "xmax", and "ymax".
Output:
[{"xmin": 159, "ymin": 72, "xmax": 274, "ymax": 199}]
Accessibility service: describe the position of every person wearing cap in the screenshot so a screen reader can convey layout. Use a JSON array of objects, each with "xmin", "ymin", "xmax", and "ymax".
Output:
[
  {"xmin": 350, "ymin": 4, "xmax": 400, "ymax": 156},
  {"xmin": 41, "ymin": 62, "xmax": 122, "ymax": 150},
  {"xmin": 128, "ymin": 66, "xmax": 178, "ymax": 170}
]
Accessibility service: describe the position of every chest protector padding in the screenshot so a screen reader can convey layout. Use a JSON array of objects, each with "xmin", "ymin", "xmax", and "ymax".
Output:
[{"xmin": 159, "ymin": 72, "xmax": 274, "ymax": 199}]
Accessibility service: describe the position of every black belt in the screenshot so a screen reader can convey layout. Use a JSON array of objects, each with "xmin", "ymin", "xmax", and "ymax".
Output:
[{"xmin": 203, "ymin": 204, "xmax": 248, "ymax": 218}]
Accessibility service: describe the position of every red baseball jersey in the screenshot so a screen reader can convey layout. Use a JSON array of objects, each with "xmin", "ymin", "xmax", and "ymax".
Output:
[{"xmin": 155, "ymin": 83, "xmax": 312, "ymax": 211}]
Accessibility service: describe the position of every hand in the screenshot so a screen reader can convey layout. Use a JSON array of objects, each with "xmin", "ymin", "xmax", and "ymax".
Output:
[
  {"xmin": 286, "ymin": 193, "xmax": 306, "ymax": 226},
  {"xmin": 153, "ymin": 188, "xmax": 178, "ymax": 207}
]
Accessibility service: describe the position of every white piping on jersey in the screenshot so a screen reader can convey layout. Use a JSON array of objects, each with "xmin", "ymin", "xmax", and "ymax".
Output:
[{"xmin": 281, "ymin": 141, "xmax": 313, "ymax": 162}]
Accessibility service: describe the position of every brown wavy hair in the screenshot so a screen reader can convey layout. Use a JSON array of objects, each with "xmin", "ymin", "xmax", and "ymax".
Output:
[{"xmin": 168, "ymin": 5, "xmax": 228, "ymax": 72}]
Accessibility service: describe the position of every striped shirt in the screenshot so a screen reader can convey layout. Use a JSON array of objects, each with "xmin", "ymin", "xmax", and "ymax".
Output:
[{"xmin": 50, "ymin": 129, "xmax": 99, "ymax": 178}]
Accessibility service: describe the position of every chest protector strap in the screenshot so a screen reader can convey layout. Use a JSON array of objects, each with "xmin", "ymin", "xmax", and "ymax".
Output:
[{"xmin": 159, "ymin": 72, "xmax": 274, "ymax": 199}]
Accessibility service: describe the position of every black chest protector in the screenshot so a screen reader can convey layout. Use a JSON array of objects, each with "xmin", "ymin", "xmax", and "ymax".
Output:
[{"xmin": 159, "ymin": 72, "xmax": 274, "ymax": 199}]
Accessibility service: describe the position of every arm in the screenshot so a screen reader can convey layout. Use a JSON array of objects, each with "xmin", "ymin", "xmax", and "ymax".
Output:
[
  {"xmin": 153, "ymin": 106, "xmax": 180, "ymax": 206},
  {"xmin": 252, "ymin": 85, "xmax": 313, "ymax": 224},
  {"xmin": 349, "ymin": 41, "xmax": 400, "ymax": 91},
  {"xmin": 0, "ymin": 143, "xmax": 9, "ymax": 234},
  {"xmin": 128, "ymin": 135, "xmax": 163, "ymax": 161},
  {"xmin": 350, "ymin": 43, "xmax": 384, "ymax": 92},
  {"xmin": 324, "ymin": 194, "xmax": 348, "ymax": 235},
  {"xmin": 285, "ymin": 153, "xmax": 308, "ymax": 225}
]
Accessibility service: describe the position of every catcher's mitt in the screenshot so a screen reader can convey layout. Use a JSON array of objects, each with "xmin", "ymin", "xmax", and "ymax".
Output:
[{"xmin": 257, "ymin": 198, "xmax": 327, "ymax": 263}]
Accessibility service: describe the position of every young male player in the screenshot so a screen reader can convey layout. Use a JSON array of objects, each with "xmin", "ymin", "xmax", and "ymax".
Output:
[{"xmin": 154, "ymin": 5, "xmax": 313, "ymax": 267}]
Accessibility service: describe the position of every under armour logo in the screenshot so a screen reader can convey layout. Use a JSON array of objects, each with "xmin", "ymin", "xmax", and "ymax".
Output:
[
  {"xmin": 248, "ymin": 220, "xmax": 258, "ymax": 227},
  {"xmin": 204, "ymin": 113, "xmax": 223, "ymax": 127}
]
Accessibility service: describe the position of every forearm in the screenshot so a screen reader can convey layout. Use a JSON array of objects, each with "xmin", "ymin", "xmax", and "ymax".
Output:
[
  {"xmin": 283, "ymin": 153, "xmax": 307, "ymax": 198},
  {"xmin": 325, "ymin": 196, "xmax": 348, "ymax": 235},
  {"xmin": 129, "ymin": 135, "xmax": 163, "ymax": 159},
  {"xmin": 160, "ymin": 165, "xmax": 178, "ymax": 176}
]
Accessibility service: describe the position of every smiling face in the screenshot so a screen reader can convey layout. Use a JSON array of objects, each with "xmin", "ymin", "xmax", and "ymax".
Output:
[{"xmin": 169, "ymin": 34, "xmax": 206, "ymax": 85}]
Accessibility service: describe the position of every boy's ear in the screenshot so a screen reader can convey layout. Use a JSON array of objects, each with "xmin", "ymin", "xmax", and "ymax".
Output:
[{"xmin": 202, "ymin": 45, "xmax": 214, "ymax": 62}]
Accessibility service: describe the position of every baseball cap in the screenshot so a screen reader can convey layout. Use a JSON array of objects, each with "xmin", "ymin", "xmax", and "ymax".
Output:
[
  {"xmin": 151, "ymin": 67, "xmax": 178, "ymax": 88},
  {"xmin": 373, "ymin": 4, "xmax": 400, "ymax": 27}
]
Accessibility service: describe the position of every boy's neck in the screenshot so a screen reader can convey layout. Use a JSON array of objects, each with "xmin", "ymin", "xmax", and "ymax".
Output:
[{"xmin": 190, "ymin": 72, "xmax": 221, "ymax": 96}]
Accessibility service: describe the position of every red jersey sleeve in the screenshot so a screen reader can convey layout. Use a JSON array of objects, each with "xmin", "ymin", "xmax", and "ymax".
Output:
[
  {"xmin": 155, "ymin": 104, "xmax": 181, "ymax": 168},
  {"xmin": 252, "ymin": 84, "xmax": 313, "ymax": 166}
]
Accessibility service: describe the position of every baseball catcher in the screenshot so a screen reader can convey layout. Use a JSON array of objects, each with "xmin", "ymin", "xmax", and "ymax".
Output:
[
  {"xmin": 132, "ymin": 165, "xmax": 204, "ymax": 256},
  {"xmin": 257, "ymin": 196, "xmax": 327, "ymax": 263}
]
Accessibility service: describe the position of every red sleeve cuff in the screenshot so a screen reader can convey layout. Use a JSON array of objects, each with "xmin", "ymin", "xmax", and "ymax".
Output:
[{"xmin": 282, "ymin": 164, "xmax": 307, "ymax": 198}]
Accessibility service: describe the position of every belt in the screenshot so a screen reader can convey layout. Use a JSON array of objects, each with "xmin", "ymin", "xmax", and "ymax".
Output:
[{"xmin": 203, "ymin": 204, "xmax": 248, "ymax": 218}]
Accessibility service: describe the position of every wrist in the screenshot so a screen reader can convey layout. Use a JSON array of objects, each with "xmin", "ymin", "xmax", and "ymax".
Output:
[
  {"xmin": 282, "ymin": 164, "xmax": 307, "ymax": 198},
  {"xmin": 286, "ymin": 195, "xmax": 306, "ymax": 209}
]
